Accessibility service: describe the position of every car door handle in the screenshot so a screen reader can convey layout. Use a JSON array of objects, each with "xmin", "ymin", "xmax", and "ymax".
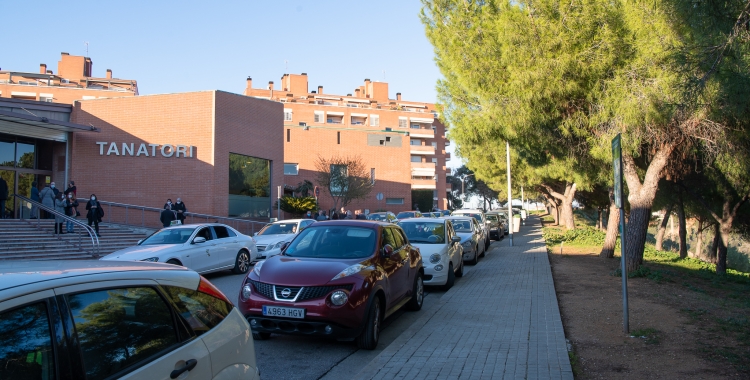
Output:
[{"xmin": 170, "ymin": 359, "xmax": 198, "ymax": 379}]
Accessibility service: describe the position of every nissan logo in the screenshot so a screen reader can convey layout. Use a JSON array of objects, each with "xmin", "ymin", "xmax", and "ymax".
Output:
[{"xmin": 281, "ymin": 288, "xmax": 292, "ymax": 298}]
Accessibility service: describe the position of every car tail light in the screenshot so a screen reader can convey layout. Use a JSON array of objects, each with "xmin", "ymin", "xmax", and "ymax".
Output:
[{"xmin": 198, "ymin": 275, "xmax": 233, "ymax": 305}]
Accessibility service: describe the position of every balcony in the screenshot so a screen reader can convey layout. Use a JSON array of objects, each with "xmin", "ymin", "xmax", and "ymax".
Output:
[
  {"xmin": 410, "ymin": 145, "xmax": 436, "ymax": 155},
  {"xmin": 411, "ymin": 178, "xmax": 437, "ymax": 189},
  {"xmin": 409, "ymin": 128, "xmax": 434, "ymax": 138},
  {"xmin": 411, "ymin": 162, "xmax": 436, "ymax": 177}
]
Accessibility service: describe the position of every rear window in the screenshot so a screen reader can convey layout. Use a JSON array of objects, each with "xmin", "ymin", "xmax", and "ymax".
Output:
[
  {"xmin": 0, "ymin": 302, "xmax": 55, "ymax": 380},
  {"xmin": 164, "ymin": 286, "xmax": 232, "ymax": 336}
]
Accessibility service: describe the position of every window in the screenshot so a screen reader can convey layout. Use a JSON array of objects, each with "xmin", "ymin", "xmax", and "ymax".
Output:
[
  {"xmin": 370, "ymin": 115, "xmax": 379, "ymax": 127},
  {"xmin": 337, "ymin": 131, "xmax": 341, "ymax": 144},
  {"xmin": 228, "ymin": 153, "xmax": 271, "ymax": 218},
  {"xmin": 386, "ymin": 198, "xmax": 404, "ymax": 205},
  {"xmin": 284, "ymin": 163, "xmax": 299, "ymax": 175},
  {"xmin": 398, "ymin": 118, "xmax": 407, "ymax": 128},
  {"xmin": 164, "ymin": 286, "xmax": 232, "ymax": 336},
  {"xmin": 382, "ymin": 228, "xmax": 398, "ymax": 248},
  {"xmin": 0, "ymin": 302, "xmax": 55, "ymax": 380},
  {"xmin": 371, "ymin": 168, "xmax": 375, "ymax": 185},
  {"xmin": 411, "ymin": 124, "xmax": 420, "ymax": 129},
  {"xmin": 195, "ymin": 227, "xmax": 213, "ymax": 241},
  {"xmin": 284, "ymin": 109, "xmax": 292, "ymax": 121},
  {"xmin": 431, "ymin": 157, "xmax": 438, "ymax": 164},
  {"xmin": 410, "ymin": 139, "xmax": 421, "ymax": 146},
  {"xmin": 411, "ymin": 156, "xmax": 422, "ymax": 163},
  {"xmin": 226, "ymin": 228, "xmax": 237, "ymax": 237},
  {"xmin": 330, "ymin": 164, "xmax": 348, "ymax": 195},
  {"xmin": 212, "ymin": 226, "xmax": 230, "ymax": 239},
  {"xmin": 390, "ymin": 228, "xmax": 405, "ymax": 248},
  {"xmin": 314, "ymin": 111, "xmax": 324, "ymax": 123},
  {"xmin": 286, "ymin": 129, "xmax": 290, "ymax": 142},
  {"xmin": 431, "ymin": 142, "xmax": 438, "ymax": 148},
  {"xmin": 68, "ymin": 287, "xmax": 179, "ymax": 380}
]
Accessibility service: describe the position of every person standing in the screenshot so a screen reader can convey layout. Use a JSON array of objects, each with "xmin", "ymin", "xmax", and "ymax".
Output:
[
  {"xmin": 160, "ymin": 205, "xmax": 176, "ymax": 228},
  {"xmin": 163, "ymin": 198, "xmax": 173, "ymax": 210},
  {"xmin": 64, "ymin": 181, "xmax": 77, "ymax": 218},
  {"xmin": 355, "ymin": 210, "xmax": 367, "ymax": 220},
  {"xmin": 30, "ymin": 181, "xmax": 40, "ymax": 219},
  {"xmin": 331, "ymin": 210, "xmax": 339, "ymax": 220},
  {"xmin": 39, "ymin": 183, "xmax": 56, "ymax": 219},
  {"xmin": 345, "ymin": 210, "xmax": 354, "ymax": 219},
  {"xmin": 305, "ymin": 210, "xmax": 314, "ymax": 220},
  {"xmin": 64, "ymin": 193, "xmax": 78, "ymax": 233},
  {"xmin": 0, "ymin": 176, "xmax": 7, "ymax": 219},
  {"xmin": 86, "ymin": 194, "xmax": 103, "ymax": 237},
  {"xmin": 50, "ymin": 182, "xmax": 60, "ymax": 199},
  {"xmin": 172, "ymin": 197, "xmax": 187, "ymax": 224},
  {"xmin": 54, "ymin": 193, "xmax": 66, "ymax": 234},
  {"xmin": 316, "ymin": 210, "xmax": 328, "ymax": 221}
]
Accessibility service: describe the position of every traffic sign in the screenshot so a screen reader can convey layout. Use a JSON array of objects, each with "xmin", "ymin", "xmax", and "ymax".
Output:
[
  {"xmin": 376, "ymin": 192, "xmax": 384, "ymax": 201},
  {"xmin": 314, "ymin": 186, "xmax": 320, "ymax": 197}
]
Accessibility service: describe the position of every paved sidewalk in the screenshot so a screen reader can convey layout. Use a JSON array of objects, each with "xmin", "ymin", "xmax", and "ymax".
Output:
[{"xmin": 354, "ymin": 215, "xmax": 573, "ymax": 380}]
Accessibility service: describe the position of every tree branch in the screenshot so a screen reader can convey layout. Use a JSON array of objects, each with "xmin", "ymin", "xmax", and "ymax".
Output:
[{"xmin": 539, "ymin": 183, "xmax": 565, "ymax": 201}]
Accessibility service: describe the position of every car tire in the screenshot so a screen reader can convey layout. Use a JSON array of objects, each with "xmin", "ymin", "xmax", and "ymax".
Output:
[
  {"xmin": 468, "ymin": 246, "xmax": 478, "ymax": 265},
  {"xmin": 455, "ymin": 259, "xmax": 464, "ymax": 278},
  {"xmin": 252, "ymin": 332, "xmax": 271, "ymax": 340},
  {"xmin": 442, "ymin": 263, "xmax": 455, "ymax": 291},
  {"xmin": 484, "ymin": 237, "xmax": 490, "ymax": 251},
  {"xmin": 406, "ymin": 272, "xmax": 424, "ymax": 311},
  {"xmin": 480, "ymin": 243, "xmax": 486, "ymax": 257},
  {"xmin": 356, "ymin": 296, "xmax": 381, "ymax": 350},
  {"xmin": 166, "ymin": 259, "xmax": 182, "ymax": 266},
  {"xmin": 231, "ymin": 249, "xmax": 251, "ymax": 274}
]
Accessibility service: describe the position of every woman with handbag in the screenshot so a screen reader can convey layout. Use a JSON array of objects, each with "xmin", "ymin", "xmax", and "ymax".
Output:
[
  {"xmin": 64, "ymin": 193, "xmax": 79, "ymax": 233},
  {"xmin": 85, "ymin": 194, "xmax": 104, "ymax": 237}
]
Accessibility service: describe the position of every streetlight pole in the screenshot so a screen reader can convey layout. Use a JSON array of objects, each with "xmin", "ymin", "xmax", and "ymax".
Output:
[{"xmin": 506, "ymin": 141, "xmax": 513, "ymax": 247}]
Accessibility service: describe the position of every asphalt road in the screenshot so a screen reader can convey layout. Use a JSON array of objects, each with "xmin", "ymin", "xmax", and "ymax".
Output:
[{"xmin": 203, "ymin": 240, "xmax": 498, "ymax": 380}]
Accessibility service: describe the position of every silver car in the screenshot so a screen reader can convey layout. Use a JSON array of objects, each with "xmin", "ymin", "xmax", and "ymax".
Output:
[
  {"xmin": 253, "ymin": 219, "xmax": 315, "ymax": 260},
  {"xmin": 444, "ymin": 216, "xmax": 486, "ymax": 265}
]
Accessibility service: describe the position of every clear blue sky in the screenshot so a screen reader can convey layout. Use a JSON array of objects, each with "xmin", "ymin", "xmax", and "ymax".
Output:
[{"xmin": 4, "ymin": 0, "xmax": 440, "ymax": 103}]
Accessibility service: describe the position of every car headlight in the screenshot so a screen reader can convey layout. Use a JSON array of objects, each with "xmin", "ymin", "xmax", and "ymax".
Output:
[
  {"xmin": 141, "ymin": 257, "xmax": 159, "ymax": 262},
  {"xmin": 330, "ymin": 290, "xmax": 348, "ymax": 306},
  {"xmin": 241, "ymin": 284, "xmax": 252, "ymax": 300},
  {"xmin": 272, "ymin": 241, "xmax": 283, "ymax": 249},
  {"xmin": 429, "ymin": 253, "xmax": 441, "ymax": 264},
  {"xmin": 253, "ymin": 260, "xmax": 264, "ymax": 276},
  {"xmin": 462, "ymin": 241, "xmax": 471, "ymax": 249},
  {"xmin": 331, "ymin": 264, "xmax": 372, "ymax": 281}
]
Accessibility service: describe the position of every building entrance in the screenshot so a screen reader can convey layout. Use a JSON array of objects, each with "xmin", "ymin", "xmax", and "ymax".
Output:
[{"xmin": 0, "ymin": 136, "xmax": 56, "ymax": 218}]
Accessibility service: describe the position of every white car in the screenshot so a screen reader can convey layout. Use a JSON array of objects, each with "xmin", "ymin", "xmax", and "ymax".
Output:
[
  {"xmin": 101, "ymin": 223, "xmax": 258, "ymax": 274},
  {"xmin": 253, "ymin": 219, "xmax": 315, "ymax": 260},
  {"xmin": 451, "ymin": 209, "xmax": 491, "ymax": 251},
  {"xmin": 398, "ymin": 218, "xmax": 463, "ymax": 289},
  {"xmin": 0, "ymin": 260, "xmax": 260, "ymax": 379}
]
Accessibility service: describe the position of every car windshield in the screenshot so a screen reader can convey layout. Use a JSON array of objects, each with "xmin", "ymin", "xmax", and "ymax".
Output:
[
  {"xmin": 397, "ymin": 212, "xmax": 415, "ymax": 219},
  {"xmin": 399, "ymin": 222, "xmax": 445, "ymax": 244},
  {"xmin": 258, "ymin": 223, "xmax": 297, "ymax": 235},
  {"xmin": 450, "ymin": 220, "xmax": 473, "ymax": 232},
  {"xmin": 486, "ymin": 215, "xmax": 498, "ymax": 222},
  {"xmin": 285, "ymin": 226, "xmax": 377, "ymax": 259},
  {"xmin": 140, "ymin": 228, "xmax": 195, "ymax": 245},
  {"xmin": 368, "ymin": 214, "xmax": 386, "ymax": 221},
  {"xmin": 455, "ymin": 212, "xmax": 482, "ymax": 223}
]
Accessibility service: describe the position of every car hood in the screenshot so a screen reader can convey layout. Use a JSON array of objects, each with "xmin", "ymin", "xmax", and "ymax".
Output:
[
  {"xmin": 455, "ymin": 232, "xmax": 473, "ymax": 244},
  {"xmin": 411, "ymin": 243, "xmax": 445, "ymax": 256},
  {"xmin": 254, "ymin": 234, "xmax": 294, "ymax": 245},
  {"xmin": 256, "ymin": 255, "xmax": 367, "ymax": 286},
  {"xmin": 100, "ymin": 244, "xmax": 182, "ymax": 261}
]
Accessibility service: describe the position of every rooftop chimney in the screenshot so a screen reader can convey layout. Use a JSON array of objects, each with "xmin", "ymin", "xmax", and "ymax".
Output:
[
  {"xmin": 397, "ymin": 92, "xmax": 402, "ymax": 101},
  {"xmin": 106, "ymin": 69, "xmax": 112, "ymax": 79},
  {"xmin": 355, "ymin": 89, "xmax": 360, "ymax": 97},
  {"xmin": 40, "ymin": 64, "xmax": 47, "ymax": 74},
  {"xmin": 61, "ymin": 52, "xmax": 69, "ymax": 55},
  {"xmin": 46, "ymin": 70, "xmax": 53, "ymax": 74},
  {"xmin": 268, "ymin": 81, "xmax": 274, "ymax": 90},
  {"xmin": 318, "ymin": 85, "xmax": 323, "ymax": 94},
  {"xmin": 246, "ymin": 76, "xmax": 252, "ymax": 88}
]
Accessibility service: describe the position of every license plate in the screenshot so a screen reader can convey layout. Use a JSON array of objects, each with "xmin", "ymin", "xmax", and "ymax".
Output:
[{"xmin": 262, "ymin": 305, "xmax": 305, "ymax": 319}]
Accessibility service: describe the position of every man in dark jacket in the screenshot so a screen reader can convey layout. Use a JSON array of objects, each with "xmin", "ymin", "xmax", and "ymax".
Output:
[
  {"xmin": 172, "ymin": 197, "xmax": 187, "ymax": 224},
  {"xmin": 160, "ymin": 205, "xmax": 176, "ymax": 228},
  {"xmin": 0, "ymin": 176, "xmax": 7, "ymax": 219}
]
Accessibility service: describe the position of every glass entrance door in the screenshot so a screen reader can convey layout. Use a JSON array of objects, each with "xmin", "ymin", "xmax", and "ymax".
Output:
[{"xmin": 0, "ymin": 170, "xmax": 14, "ymax": 218}]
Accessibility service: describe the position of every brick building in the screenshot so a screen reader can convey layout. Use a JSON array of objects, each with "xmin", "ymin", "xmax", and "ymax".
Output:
[{"xmin": 244, "ymin": 74, "xmax": 451, "ymax": 213}]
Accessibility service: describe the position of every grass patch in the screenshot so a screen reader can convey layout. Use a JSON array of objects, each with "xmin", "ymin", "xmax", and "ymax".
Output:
[{"xmin": 631, "ymin": 328, "xmax": 661, "ymax": 345}]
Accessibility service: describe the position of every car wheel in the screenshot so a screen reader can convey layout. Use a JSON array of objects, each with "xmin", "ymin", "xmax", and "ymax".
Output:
[
  {"xmin": 484, "ymin": 237, "xmax": 490, "ymax": 251},
  {"xmin": 468, "ymin": 246, "xmax": 478, "ymax": 265},
  {"xmin": 455, "ymin": 259, "xmax": 464, "ymax": 278},
  {"xmin": 406, "ymin": 272, "xmax": 424, "ymax": 311},
  {"xmin": 232, "ymin": 249, "xmax": 251, "ymax": 274},
  {"xmin": 252, "ymin": 332, "xmax": 271, "ymax": 340},
  {"xmin": 356, "ymin": 296, "xmax": 381, "ymax": 350},
  {"xmin": 480, "ymin": 242, "xmax": 487, "ymax": 257},
  {"xmin": 166, "ymin": 259, "xmax": 182, "ymax": 266},
  {"xmin": 442, "ymin": 263, "xmax": 455, "ymax": 291}
]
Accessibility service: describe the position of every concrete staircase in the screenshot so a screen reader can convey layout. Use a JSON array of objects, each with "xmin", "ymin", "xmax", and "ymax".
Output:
[{"xmin": 0, "ymin": 219, "xmax": 150, "ymax": 261}]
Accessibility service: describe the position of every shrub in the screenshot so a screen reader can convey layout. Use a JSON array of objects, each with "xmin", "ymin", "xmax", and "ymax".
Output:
[{"xmin": 275, "ymin": 196, "xmax": 317, "ymax": 216}]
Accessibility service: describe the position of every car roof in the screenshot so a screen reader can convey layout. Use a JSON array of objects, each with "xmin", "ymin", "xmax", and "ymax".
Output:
[
  {"xmin": 399, "ymin": 218, "xmax": 445, "ymax": 223},
  {"xmin": 310, "ymin": 220, "xmax": 392, "ymax": 228},
  {"xmin": 271, "ymin": 219, "xmax": 307, "ymax": 224},
  {"xmin": 157, "ymin": 223, "xmax": 234, "ymax": 231},
  {"xmin": 0, "ymin": 260, "xmax": 197, "ymax": 301},
  {"xmin": 444, "ymin": 216, "xmax": 475, "ymax": 220},
  {"xmin": 453, "ymin": 209, "xmax": 484, "ymax": 213}
]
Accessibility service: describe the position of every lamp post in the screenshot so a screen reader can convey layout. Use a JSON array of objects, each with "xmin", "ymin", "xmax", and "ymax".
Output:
[{"xmin": 506, "ymin": 141, "xmax": 513, "ymax": 247}]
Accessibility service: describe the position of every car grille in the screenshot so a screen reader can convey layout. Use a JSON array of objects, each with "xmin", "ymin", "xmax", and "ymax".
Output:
[{"xmin": 249, "ymin": 280, "xmax": 352, "ymax": 301}]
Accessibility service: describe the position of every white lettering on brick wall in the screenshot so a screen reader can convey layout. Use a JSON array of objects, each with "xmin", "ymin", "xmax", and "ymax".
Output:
[{"xmin": 96, "ymin": 142, "xmax": 194, "ymax": 158}]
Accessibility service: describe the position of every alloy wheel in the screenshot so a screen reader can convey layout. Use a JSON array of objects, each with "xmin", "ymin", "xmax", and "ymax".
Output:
[
  {"xmin": 416, "ymin": 276, "xmax": 424, "ymax": 307},
  {"xmin": 238, "ymin": 251, "xmax": 250, "ymax": 272},
  {"xmin": 373, "ymin": 302, "xmax": 380, "ymax": 342}
]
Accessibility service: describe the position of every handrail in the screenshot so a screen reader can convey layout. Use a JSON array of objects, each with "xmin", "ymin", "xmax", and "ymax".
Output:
[
  {"xmin": 96, "ymin": 200, "xmax": 268, "ymax": 236},
  {"xmin": 12, "ymin": 194, "xmax": 100, "ymax": 257}
]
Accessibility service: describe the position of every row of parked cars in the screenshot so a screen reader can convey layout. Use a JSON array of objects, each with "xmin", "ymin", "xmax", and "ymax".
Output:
[{"xmin": 0, "ymin": 208, "xmax": 522, "ymax": 379}]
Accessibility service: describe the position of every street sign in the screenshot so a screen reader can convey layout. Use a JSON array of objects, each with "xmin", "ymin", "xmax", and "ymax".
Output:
[
  {"xmin": 314, "ymin": 186, "xmax": 320, "ymax": 197},
  {"xmin": 612, "ymin": 134, "xmax": 622, "ymax": 208},
  {"xmin": 376, "ymin": 192, "xmax": 384, "ymax": 201}
]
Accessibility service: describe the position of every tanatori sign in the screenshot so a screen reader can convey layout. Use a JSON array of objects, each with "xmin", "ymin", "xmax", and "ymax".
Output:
[{"xmin": 96, "ymin": 142, "xmax": 194, "ymax": 158}]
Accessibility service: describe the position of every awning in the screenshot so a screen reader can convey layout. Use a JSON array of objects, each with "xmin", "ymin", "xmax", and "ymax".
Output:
[
  {"xmin": 327, "ymin": 111, "xmax": 344, "ymax": 116},
  {"xmin": 399, "ymin": 103, "xmax": 427, "ymax": 109},
  {"xmin": 0, "ymin": 109, "xmax": 99, "ymax": 142},
  {"xmin": 410, "ymin": 117, "xmax": 434, "ymax": 123},
  {"xmin": 350, "ymin": 113, "xmax": 368, "ymax": 117},
  {"xmin": 314, "ymin": 95, "xmax": 342, "ymax": 101},
  {"xmin": 344, "ymin": 98, "xmax": 371, "ymax": 104}
]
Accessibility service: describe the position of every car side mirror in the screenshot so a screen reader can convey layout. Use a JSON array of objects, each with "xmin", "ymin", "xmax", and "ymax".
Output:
[
  {"xmin": 280, "ymin": 241, "xmax": 290, "ymax": 251},
  {"xmin": 381, "ymin": 244, "xmax": 394, "ymax": 257},
  {"xmin": 253, "ymin": 232, "xmax": 258, "ymax": 236},
  {"xmin": 193, "ymin": 237, "xmax": 206, "ymax": 244},
  {"xmin": 451, "ymin": 236, "xmax": 461, "ymax": 243},
  {"xmin": 137, "ymin": 239, "xmax": 143, "ymax": 245}
]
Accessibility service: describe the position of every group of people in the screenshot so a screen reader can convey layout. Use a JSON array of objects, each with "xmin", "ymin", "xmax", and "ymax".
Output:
[
  {"xmin": 160, "ymin": 198, "xmax": 188, "ymax": 227},
  {"xmin": 28, "ymin": 181, "xmax": 104, "ymax": 236},
  {"xmin": 305, "ymin": 207, "xmax": 368, "ymax": 221}
]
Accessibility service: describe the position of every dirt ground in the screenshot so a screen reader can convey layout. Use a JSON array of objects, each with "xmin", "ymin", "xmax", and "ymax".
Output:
[{"xmin": 550, "ymin": 248, "xmax": 746, "ymax": 379}]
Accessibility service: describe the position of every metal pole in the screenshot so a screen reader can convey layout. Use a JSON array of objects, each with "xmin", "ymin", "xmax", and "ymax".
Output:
[
  {"xmin": 506, "ymin": 141, "xmax": 513, "ymax": 247},
  {"xmin": 619, "ymin": 205, "xmax": 629, "ymax": 333},
  {"xmin": 277, "ymin": 185, "xmax": 282, "ymax": 221}
]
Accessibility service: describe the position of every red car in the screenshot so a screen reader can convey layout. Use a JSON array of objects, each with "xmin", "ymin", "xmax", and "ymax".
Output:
[{"xmin": 237, "ymin": 220, "xmax": 424, "ymax": 349}]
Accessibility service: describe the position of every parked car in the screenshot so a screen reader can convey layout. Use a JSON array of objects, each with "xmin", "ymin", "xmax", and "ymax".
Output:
[
  {"xmin": 427, "ymin": 211, "xmax": 443, "ymax": 218},
  {"xmin": 0, "ymin": 260, "xmax": 260, "ymax": 380},
  {"xmin": 451, "ymin": 209, "xmax": 490, "ymax": 250},
  {"xmin": 484, "ymin": 212, "xmax": 506, "ymax": 240},
  {"xmin": 398, "ymin": 218, "xmax": 463, "ymax": 289},
  {"xmin": 254, "ymin": 219, "xmax": 316, "ymax": 260},
  {"xmin": 440, "ymin": 210, "xmax": 452, "ymax": 216},
  {"xmin": 238, "ymin": 220, "xmax": 424, "ymax": 350},
  {"xmin": 492, "ymin": 210, "xmax": 511, "ymax": 234},
  {"xmin": 396, "ymin": 210, "xmax": 423, "ymax": 220},
  {"xmin": 444, "ymin": 216, "xmax": 486, "ymax": 265},
  {"xmin": 101, "ymin": 223, "xmax": 258, "ymax": 274},
  {"xmin": 367, "ymin": 211, "xmax": 398, "ymax": 223}
]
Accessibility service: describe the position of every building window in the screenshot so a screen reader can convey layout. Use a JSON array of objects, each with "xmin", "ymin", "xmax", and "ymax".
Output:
[
  {"xmin": 286, "ymin": 129, "xmax": 290, "ymax": 142},
  {"xmin": 410, "ymin": 139, "xmax": 421, "ymax": 146},
  {"xmin": 370, "ymin": 115, "xmax": 379, "ymax": 127},
  {"xmin": 284, "ymin": 110, "xmax": 293, "ymax": 121},
  {"xmin": 431, "ymin": 157, "xmax": 438, "ymax": 164},
  {"xmin": 228, "ymin": 153, "xmax": 271, "ymax": 218},
  {"xmin": 431, "ymin": 142, "xmax": 437, "ymax": 148},
  {"xmin": 411, "ymin": 155, "xmax": 422, "ymax": 163},
  {"xmin": 398, "ymin": 118, "xmax": 407, "ymax": 128},
  {"xmin": 284, "ymin": 163, "xmax": 299, "ymax": 175},
  {"xmin": 371, "ymin": 168, "xmax": 375, "ymax": 185},
  {"xmin": 314, "ymin": 111, "xmax": 324, "ymax": 123},
  {"xmin": 337, "ymin": 131, "xmax": 341, "ymax": 144},
  {"xmin": 411, "ymin": 124, "xmax": 420, "ymax": 129},
  {"xmin": 386, "ymin": 198, "xmax": 404, "ymax": 205}
]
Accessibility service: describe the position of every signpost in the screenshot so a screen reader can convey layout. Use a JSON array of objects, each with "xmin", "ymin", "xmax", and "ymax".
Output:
[
  {"xmin": 612, "ymin": 133, "xmax": 629, "ymax": 334},
  {"xmin": 376, "ymin": 192, "xmax": 384, "ymax": 212},
  {"xmin": 314, "ymin": 186, "xmax": 320, "ymax": 211}
]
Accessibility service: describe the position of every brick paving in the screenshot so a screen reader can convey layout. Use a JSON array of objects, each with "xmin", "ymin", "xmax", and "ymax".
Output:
[{"xmin": 354, "ymin": 215, "xmax": 573, "ymax": 380}]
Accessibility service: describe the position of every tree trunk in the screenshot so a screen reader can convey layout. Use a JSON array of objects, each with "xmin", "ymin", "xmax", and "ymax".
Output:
[
  {"xmin": 717, "ymin": 221, "xmax": 732, "ymax": 275},
  {"xmin": 654, "ymin": 203, "xmax": 674, "ymax": 251},
  {"xmin": 709, "ymin": 223, "xmax": 720, "ymax": 264},
  {"xmin": 542, "ymin": 182, "xmax": 577, "ymax": 230},
  {"xmin": 622, "ymin": 146, "xmax": 674, "ymax": 273},
  {"xmin": 677, "ymin": 191, "xmax": 688, "ymax": 259},
  {"xmin": 600, "ymin": 188, "xmax": 620, "ymax": 258},
  {"xmin": 693, "ymin": 219, "xmax": 704, "ymax": 259}
]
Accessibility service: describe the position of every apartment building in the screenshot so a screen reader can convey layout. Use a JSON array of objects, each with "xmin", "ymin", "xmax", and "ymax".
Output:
[{"xmin": 244, "ymin": 74, "xmax": 451, "ymax": 212}]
